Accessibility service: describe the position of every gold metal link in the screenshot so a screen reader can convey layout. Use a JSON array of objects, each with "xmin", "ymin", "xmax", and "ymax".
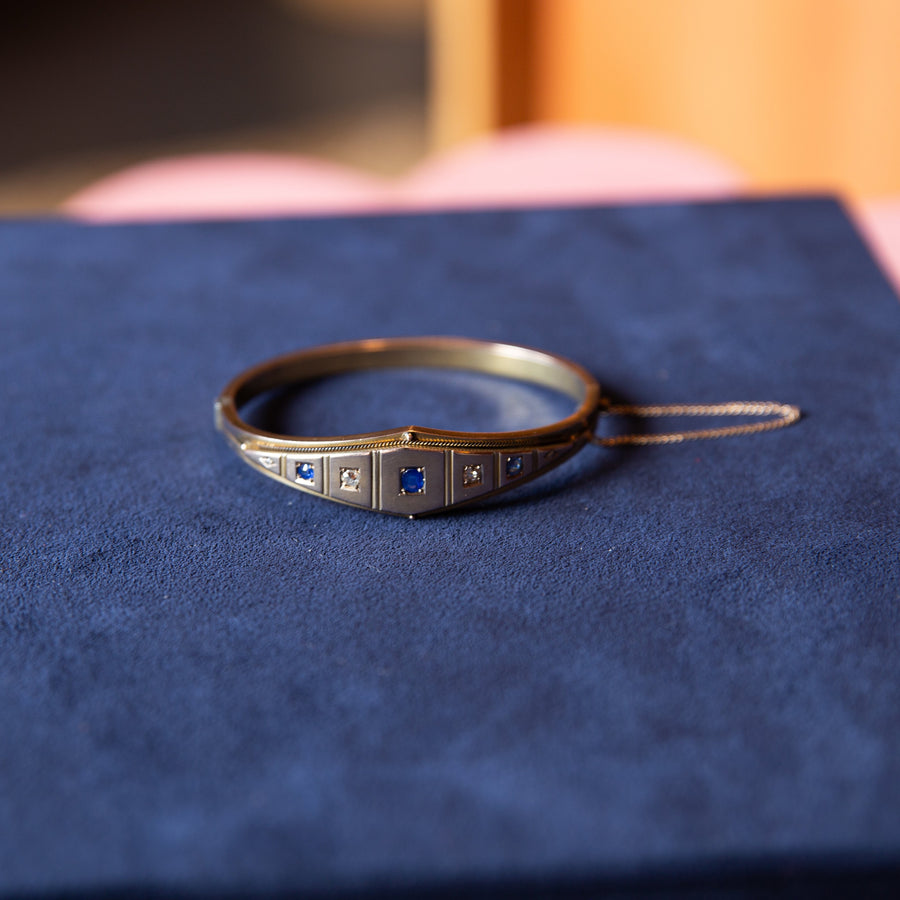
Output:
[{"xmin": 592, "ymin": 401, "xmax": 801, "ymax": 447}]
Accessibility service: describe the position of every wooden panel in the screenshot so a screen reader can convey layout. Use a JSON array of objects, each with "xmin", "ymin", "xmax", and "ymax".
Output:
[
  {"xmin": 428, "ymin": 0, "xmax": 539, "ymax": 149},
  {"xmin": 530, "ymin": 0, "xmax": 900, "ymax": 195},
  {"xmin": 428, "ymin": 0, "xmax": 500, "ymax": 149}
]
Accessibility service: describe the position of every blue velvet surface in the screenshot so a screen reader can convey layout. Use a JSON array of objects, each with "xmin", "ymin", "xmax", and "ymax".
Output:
[{"xmin": 1, "ymin": 198, "xmax": 899, "ymax": 897}]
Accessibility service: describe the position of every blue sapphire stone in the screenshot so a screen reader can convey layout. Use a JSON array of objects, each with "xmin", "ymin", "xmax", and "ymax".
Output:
[
  {"xmin": 400, "ymin": 467, "xmax": 425, "ymax": 494},
  {"xmin": 506, "ymin": 455, "xmax": 524, "ymax": 478},
  {"xmin": 296, "ymin": 462, "xmax": 315, "ymax": 482}
]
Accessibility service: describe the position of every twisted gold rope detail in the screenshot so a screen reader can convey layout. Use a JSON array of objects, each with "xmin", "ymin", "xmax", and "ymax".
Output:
[{"xmin": 592, "ymin": 401, "xmax": 801, "ymax": 447}]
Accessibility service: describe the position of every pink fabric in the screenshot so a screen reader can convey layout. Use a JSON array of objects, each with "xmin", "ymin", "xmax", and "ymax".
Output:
[
  {"xmin": 852, "ymin": 199, "xmax": 900, "ymax": 291},
  {"xmin": 61, "ymin": 126, "xmax": 900, "ymax": 289},
  {"xmin": 64, "ymin": 154, "xmax": 392, "ymax": 222},
  {"xmin": 63, "ymin": 126, "xmax": 746, "ymax": 223},
  {"xmin": 396, "ymin": 127, "xmax": 747, "ymax": 208}
]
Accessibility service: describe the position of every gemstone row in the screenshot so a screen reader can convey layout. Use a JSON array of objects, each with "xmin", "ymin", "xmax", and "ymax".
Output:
[{"xmin": 245, "ymin": 444, "xmax": 565, "ymax": 514}]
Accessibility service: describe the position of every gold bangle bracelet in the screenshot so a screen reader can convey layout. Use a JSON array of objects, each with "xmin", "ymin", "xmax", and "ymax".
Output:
[{"xmin": 215, "ymin": 337, "xmax": 602, "ymax": 518}]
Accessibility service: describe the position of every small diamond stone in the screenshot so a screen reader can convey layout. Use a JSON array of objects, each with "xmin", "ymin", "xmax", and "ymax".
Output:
[
  {"xmin": 462, "ymin": 464, "xmax": 483, "ymax": 487},
  {"xmin": 340, "ymin": 467, "xmax": 361, "ymax": 491},
  {"xmin": 258, "ymin": 455, "xmax": 276, "ymax": 470},
  {"xmin": 506, "ymin": 455, "xmax": 524, "ymax": 478},
  {"xmin": 400, "ymin": 467, "xmax": 425, "ymax": 494},
  {"xmin": 296, "ymin": 462, "xmax": 315, "ymax": 483}
]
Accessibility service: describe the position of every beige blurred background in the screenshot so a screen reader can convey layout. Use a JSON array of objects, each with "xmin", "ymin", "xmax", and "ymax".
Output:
[{"xmin": 3, "ymin": 0, "xmax": 900, "ymax": 214}]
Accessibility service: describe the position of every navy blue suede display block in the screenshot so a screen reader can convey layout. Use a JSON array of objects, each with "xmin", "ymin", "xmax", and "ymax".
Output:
[{"xmin": 1, "ymin": 198, "xmax": 899, "ymax": 897}]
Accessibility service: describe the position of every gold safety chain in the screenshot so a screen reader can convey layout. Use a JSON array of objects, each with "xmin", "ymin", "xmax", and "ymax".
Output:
[{"xmin": 592, "ymin": 400, "xmax": 801, "ymax": 447}]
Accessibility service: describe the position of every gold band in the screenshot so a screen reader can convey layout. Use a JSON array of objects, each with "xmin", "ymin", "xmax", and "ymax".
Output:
[{"xmin": 215, "ymin": 337, "xmax": 602, "ymax": 517}]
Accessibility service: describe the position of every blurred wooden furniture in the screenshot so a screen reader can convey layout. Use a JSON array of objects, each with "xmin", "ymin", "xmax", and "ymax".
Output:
[{"xmin": 429, "ymin": 0, "xmax": 900, "ymax": 196}]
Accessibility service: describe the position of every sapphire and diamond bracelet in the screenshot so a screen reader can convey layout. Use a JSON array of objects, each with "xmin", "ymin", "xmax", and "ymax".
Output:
[{"xmin": 215, "ymin": 337, "xmax": 800, "ymax": 518}]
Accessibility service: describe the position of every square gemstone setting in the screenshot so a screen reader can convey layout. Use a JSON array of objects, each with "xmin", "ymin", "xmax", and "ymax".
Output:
[
  {"xmin": 296, "ymin": 462, "xmax": 315, "ymax": 483},
  {"xmin": 505, "ymin": 455, "xmax": 524, "ymax": 478},
  {"xmin": 399, "ymin": 467, "xmax": 426, "ymax": 495},
  {"xmin": 462, "ymin": 464, "xmax": 483, "ymax": 487},
  {"xmin": 378, "ymin": 449, "xmax": 443, "ymax": 514},
  {"xmin": 340, "ymin": 467, "xmax": 361, "ymax": 492}
]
